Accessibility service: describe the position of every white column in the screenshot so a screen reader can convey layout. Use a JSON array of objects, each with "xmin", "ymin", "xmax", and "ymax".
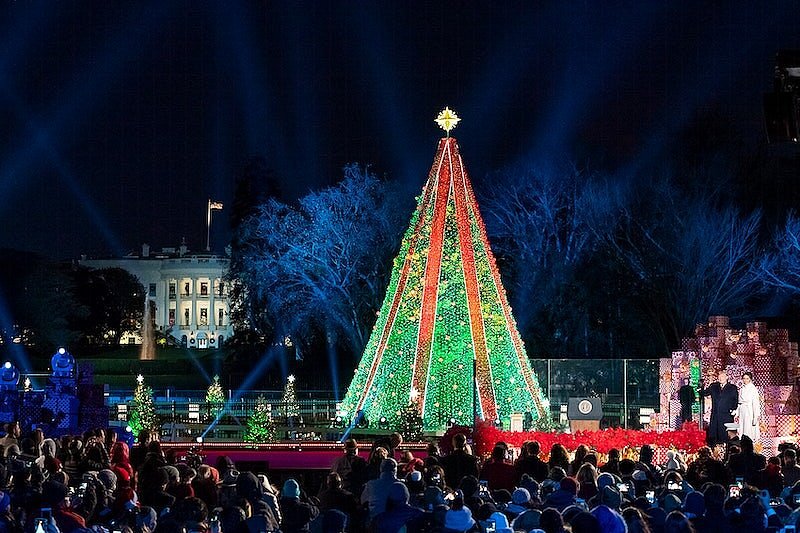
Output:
[
  {"xmin": 209, "ymin": 278, "xmax": 216, "ymax": 332},
  {"xmin": 191, "ymin": 277, "xmax": 198, "ymax": 329}
]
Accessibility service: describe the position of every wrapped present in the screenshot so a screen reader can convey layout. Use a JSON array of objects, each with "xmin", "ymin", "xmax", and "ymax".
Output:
[
  {"xmin": 669, "ymin": 399, "xmax": 684, "ymax": 428},
  {"xmin": 761, "ymin": 385, "xmax": 795, "ymax": 402},
  {"xmin": 731, "ymin": 354, "xmax": 755, "ymax": 369},
  {"xmin": 753, "ymin": 357, "xmax": 786, "ymax": 384},
  {"xmin": 774, "ymin": 414, "xmax": 800, "ymax": 437},
  {"xmin": 710, "ymin": 316, "xmax": 730, "ymax": 327},
  {"xmin": 763, "ymin": 402, "xmax": 794, "ymax": 416},
  {"xmin": 757, "ymin": 436, "xmax": 781, "ymax": 458},
  {"xmin": 766, "ymin": 329, "xmax": 789, "ymax": 343},
  {"xmin": 783, "ymin": 397, "xmax": 799, "ymax": 415}
]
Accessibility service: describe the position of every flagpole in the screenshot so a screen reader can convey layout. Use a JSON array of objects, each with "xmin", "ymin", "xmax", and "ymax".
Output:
[{"xmin": 206, "ymin": 198, "xmax": 211, "ymax": 252}]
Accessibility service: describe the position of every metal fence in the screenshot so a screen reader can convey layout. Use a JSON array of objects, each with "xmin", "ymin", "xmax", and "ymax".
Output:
[{"xmin": 107, "ymin": 359, "xmax": 662, "ymax": 432}]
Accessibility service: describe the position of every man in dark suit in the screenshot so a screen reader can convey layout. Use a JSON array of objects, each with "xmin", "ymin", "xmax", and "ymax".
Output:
[
  {"xmin": 678, "ymin": 378, "xmax": 696, "ymax": 423},
  {"xmin": 699, "ymin": 370, "xmax": 739, "ymax": 447},
  {"xmin": 441, "ymin": 433, "xmax": 479, "ymax": 489}
]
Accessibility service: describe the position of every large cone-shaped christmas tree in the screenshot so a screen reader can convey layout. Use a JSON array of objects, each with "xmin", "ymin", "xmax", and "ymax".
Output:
[{"xmin": 340, "ymin": 108, "xmax": 549, "ymax": 431}]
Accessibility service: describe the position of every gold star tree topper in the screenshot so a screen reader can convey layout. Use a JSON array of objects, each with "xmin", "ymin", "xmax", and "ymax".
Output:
[{"xmin": 435, "ymin": 107, "xmax": 460, "ymax": 135}]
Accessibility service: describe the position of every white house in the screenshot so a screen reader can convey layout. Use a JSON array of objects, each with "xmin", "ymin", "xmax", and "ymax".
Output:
[{"xmin": 80, "ymin": 243, "xmax": 233, "ymax": 349}]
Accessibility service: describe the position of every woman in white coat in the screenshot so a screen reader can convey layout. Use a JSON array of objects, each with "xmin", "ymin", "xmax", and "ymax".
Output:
[{"xmin": 737, "ymin": 371, "xmax": 761, "ymax": 442}]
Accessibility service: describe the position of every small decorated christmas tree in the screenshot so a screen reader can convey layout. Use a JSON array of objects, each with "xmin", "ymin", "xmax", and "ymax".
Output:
[
  {"xmin": 206, "ymin": 375, "xmax": 225, "ymax": 417},
  {"xmin": 245, "ymin": 396, "xmax": 276, "ymax": 443},
  {"xmin": 282, "ymin": 374, "xmax": 300, "ymax": 422},
  {"xmin": 399, "ymin": 402, "xmax": 424, "ymax": 441},
  {"xmin": 129, "ymin": 374, "xmax": 158, "ymax": 434}
]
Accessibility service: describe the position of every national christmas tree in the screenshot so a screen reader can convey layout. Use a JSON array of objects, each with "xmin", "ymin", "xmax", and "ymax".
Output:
[
  {"xmin": 129, "ymin": 374, "xmax": 158, "ymax": 434},
  {"xmin": 245, "ymin": 396, "xmax": 276, "ymax": 443},
  {"xmin": 206, "ymin": 375, "xmax": 225, "ymax": 417},
  {"xmin": 340, "ymin": 108, "xmax": 550, "ymax": 431},
  {"xmin": 282, "ymin": 374, "xmax": 300, "ymax": 420}
]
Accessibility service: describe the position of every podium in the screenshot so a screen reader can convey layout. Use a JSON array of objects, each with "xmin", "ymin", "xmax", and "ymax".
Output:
[{"xmin": 567, "ymin": 397, "xmax": 602, "ymax": 432}]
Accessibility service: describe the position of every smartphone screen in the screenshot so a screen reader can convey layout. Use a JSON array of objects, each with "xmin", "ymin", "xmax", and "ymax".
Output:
[
  {"xmin": 646, "ymin": 490, "xmax": 655, "ymax": 503},
  {"xmin": 485, "ymin": 519, "xmax": 496, "ymax": 533},
  {"xmin": 616, "ymin": 482, "xmax": 628, "ymax": 493},
  {"xmin": 728, "ymin": 485, "xmax": 740, "ymax": 498}
]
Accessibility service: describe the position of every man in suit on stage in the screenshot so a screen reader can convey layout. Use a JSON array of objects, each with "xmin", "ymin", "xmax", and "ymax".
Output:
[{"xmin": 699, "ymin": 369, "xmax": 739, "ymax": 447}]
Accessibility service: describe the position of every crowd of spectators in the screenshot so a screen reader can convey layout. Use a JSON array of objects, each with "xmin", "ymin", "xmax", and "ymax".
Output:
[{"xmin": 0, "ymin": 421, "xmax": 797, "ymax": 532}]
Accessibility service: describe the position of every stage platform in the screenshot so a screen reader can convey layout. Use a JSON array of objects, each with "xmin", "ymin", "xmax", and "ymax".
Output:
[{"xmin": 160, "ymin": 441, "xmax": 429, "ymax": 471}]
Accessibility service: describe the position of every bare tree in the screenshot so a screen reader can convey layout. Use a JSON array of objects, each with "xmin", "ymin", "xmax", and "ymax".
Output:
[
  {"xmin": 231, "ymin": 165, "xmax": 408, "ymax": 356},
  {"xmin": 480, "ymin": 164, "xmax": 618, "ymax": 355},
  {"xmin": 759, "ymin": 213, "xmax": 800, "ymax": 293},
  {"xmin": 594, "ymin": 178, "xmax": 764, "ymax": 351}
]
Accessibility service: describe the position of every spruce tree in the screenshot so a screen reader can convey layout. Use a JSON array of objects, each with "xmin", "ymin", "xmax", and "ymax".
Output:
[
  {"xmin": 399, "ymin": 402, "xmax": 424, "ymax": 441},
  {"xmin": 206, "ymin": 375, "xmax": 225, "ymax": 417},
  {"xmin": 282, "ymin": 374, "xmax": 300, "ymax": 421},
  {"xmin": 245, "ymin": 396, "xmax": 276, "ymax": 443},
  {"xmin": 129, "ymin": 374, "xmax": 158, "ymax": 434}
]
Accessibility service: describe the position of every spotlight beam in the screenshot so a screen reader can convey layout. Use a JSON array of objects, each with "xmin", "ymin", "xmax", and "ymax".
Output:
[
  {"xmin": 0, "ymin": 88, "xmax": 125, "ymax": 254},
  {"xmin": 0, "ymin": 1, "xmax": 175, "ymax": 210},
  {"xmin": 200, "ymin": 345, "xmax": 282, "ymax": 438}
]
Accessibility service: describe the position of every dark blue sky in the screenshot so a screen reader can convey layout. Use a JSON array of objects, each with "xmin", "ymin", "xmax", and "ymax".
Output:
[{"xmin": 0, "ymin": 1, "xmax": 798, "ymax": 258}]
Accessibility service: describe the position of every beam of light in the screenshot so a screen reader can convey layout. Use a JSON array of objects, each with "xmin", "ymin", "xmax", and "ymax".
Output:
[
  {"xmin": 612, "ymin": 11, "xmax": 769, "ymax": 184},
  {"xmin": 200, "ymin": 344, "xmax": 282, "ymax": 438},
  {"xmin": 179, "ymin": 347, "xmax": 212, "ymax": 384},
  {"xmin": 280, "ymin": 4, "xmax": 321, "ymax": 188},
  {"xmin": 0, "ymin": 89, "xmax": 125, "ymax": 255},
  {"xmin": 326, "ymin": 325, "xmax": 339, "ymax": 402},
  {"xmin": 520, "ymin": 3, "xmax": 664, "ymax": 169},
  {"xmin": 0, "ymin": 291, "xmax": 33, "ymax": 373},
  {"xmin": 0, "ymin": 1, "xmax": 176, "ymax": 211},
  {"xmin": 210, "ymin": 2, "xmax": 288, "ymax": 169},
  {"xmin": 338, "ymin": 410, "xmax": 365, "ymax": 444},
  {"xmin": 346, "ymin": 6, "xmax": 421, "ymax": 186}
]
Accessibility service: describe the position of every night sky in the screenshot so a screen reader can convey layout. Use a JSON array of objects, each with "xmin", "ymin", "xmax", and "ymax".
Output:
[{"xmin": 1, "ymin": 1, "xmax": 798, "ymax": 259}]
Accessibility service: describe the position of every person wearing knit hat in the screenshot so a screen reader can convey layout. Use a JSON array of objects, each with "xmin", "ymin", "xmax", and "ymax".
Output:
[
  {"xmin": 591, "ymin": 505, "xmax": 627, "ymax": 533},
  {"xmin": 682, "ymin": 490, "xmax": 705, "ymax": 518},
  {"xmin": 97, "ymin": 469, "xmax": 117, "ymax": 493},
  {"xmin": 374, "ymin": 482, "xmax": 426, "ymax": 533},
  {"xmin": 560, "ymin": 505, "xmax": 584, "ymax": 524},
  {"xmin": 569, "ymin": 511, "xmax": 601, "ymax": 531},
  {"xmin": 663, "ymin": 492, "xmax": 682, "ymax": 514},
  {"xmin": 504, "ymin": 487, "xmax": 531, "ymax": 518},
  {"xmin": 489, "ymin": 511, "xmax": 513, "ymax": 533},
  {"xmin": 511, "ymin": 508, "xmax": 541, "ymax": 532},
  {"xmin": 543, "ymin": 477, "xmax": 578, "ymax": 511},
  {"xmin": 361, "ymin": 458, "xmax": 398, "ymax": 518},
  {"xmin": 282, "ymin": 479, "xmax": 301, "ymax": 499},
  {"xmin": 599, "ymin": 484, "xmax": 623, "ymax": 510},
  {"xmin": 596, "ymin": 472, "xmax": 616, "ymax": 491},
  {"xmin": 444, "ymin": 491, "xmax": 476, "ymax": 532},
  {"xmin": 280, "ymin": 478, "xmax": 319, "ymax": 532}
]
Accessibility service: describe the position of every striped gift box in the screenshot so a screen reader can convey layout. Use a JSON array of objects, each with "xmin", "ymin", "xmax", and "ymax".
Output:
[{"xmin": 774, "ymin": 414, "xmax": 800, "ymax": 437}]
